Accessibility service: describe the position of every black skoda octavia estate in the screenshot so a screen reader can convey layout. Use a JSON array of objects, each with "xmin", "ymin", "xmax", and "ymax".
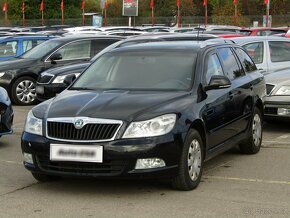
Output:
[{"xmin": 21, "ymin": 41, "xmax": 265, "ymax": 190}]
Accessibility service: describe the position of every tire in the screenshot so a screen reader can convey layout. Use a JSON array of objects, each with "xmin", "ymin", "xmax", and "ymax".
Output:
[
  {"xmin": 11, "ymin": 76, "xmax": 38, "ymax": 105},
  {"xmin": 239, "ymin": 107, "xmax": 263, "ymax": 154},
  {"xmin": 32, "ymin": 173, "xmax": 61, "ymax": 182},
  {"xmin": 171, "ymin": 129, "xmax": 204, "ymax": 191}
]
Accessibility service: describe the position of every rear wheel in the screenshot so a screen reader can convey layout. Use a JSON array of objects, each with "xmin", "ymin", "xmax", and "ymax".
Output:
[
  {"xmin": 239, "ymin": 107, "xmax": 263, "ymax": 154},
  {"xmin": 32, "ymin": 173, "xmax": 61, "ymax": 182},
  {"xmin": 171, "ymin": 129, "xmax": 204, "ymax": 191},
  {"xmin": 11, "ymin": 76, "xmax": 37, "ymax": 105}
]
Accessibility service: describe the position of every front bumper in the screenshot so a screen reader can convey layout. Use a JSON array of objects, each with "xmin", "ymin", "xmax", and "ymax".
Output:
[
  {"xmin": 264, "ymin": 96, "xmax": 290, "ymax": 121},
  {"xmin": 36, "ymin": 83, "xmax": 66, "ymax": 102},
  {"xmin": 21, "ymin": 132, "xmax": 183, "ymax": 178},
  {"xmin": 0, "ymin": 103, "xmax": 13, "ymax": 136}
]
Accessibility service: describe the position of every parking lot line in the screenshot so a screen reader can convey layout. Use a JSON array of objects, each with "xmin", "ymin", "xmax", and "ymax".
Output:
[
  {"xmin": 204, "ymin": 175, "xmax": 290, "ymax": 185},
  {"xmin": 0, "ymin": 159, "xmax": 22, "ymax": 165}
]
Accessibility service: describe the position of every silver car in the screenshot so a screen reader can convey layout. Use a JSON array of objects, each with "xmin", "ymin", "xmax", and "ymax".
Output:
[{"xmin": 264, "ymin": 68, "xmax": 290, "ymax": 121}]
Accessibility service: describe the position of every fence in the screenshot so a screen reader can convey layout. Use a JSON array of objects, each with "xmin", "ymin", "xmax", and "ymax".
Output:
[{"xmin": 0, "ymin": 15, "xmax": 289, "ymax": 28}]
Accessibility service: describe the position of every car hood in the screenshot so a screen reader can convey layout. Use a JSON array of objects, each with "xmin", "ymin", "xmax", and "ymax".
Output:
[
  {"xmin": 264, "ymin": 68, "xmax": 290, "ymax": 86},
  {"xmin": 41, "ymin": 62, "xmax": 90, "ymax": 76},
  {"xmin": 33, "ymin": 90, "xmax": 190, "ymax": 122},
  {"xmin": 0, "ymin": 58, "xmax": 36, "ymax": 70}
]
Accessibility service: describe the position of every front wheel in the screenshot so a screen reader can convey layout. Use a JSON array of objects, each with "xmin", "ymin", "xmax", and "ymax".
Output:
[
  {"xmin": 11, "ymin": 76, "xmax": 37, "ymax": 105},
  {"xmin": 171, "ymin": 129, "xmax": 204, "ymax": 191},
  {"xmin": 239, "ymin": 107, "xmax": 263, "ymax": 154}
]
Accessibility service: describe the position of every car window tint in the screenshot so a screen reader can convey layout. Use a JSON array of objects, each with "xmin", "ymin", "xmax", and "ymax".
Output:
[
  {"xmin": 242, "ymin": 42, "xmax": 263, "ymax": 64},
  {"xmin": 92, "ymin": 39, "xmax": 119, "ymax": 56},
  {"xmin": 57, "ymin": 40, "xmax": 91, "ymax": 60},
  {"xmin": 205, "ymin": 53, "xmax": 224, "ymax": 84},
  {"xmin": 217, "ymin": 47, "xmax": 244, "ymax": 80},
  {"xmin": 234, "ymin": 48, "xmax": 257, "ymax": 72},
  {"xmin": 269, "ymin": 41, "xmax": 290, "ymax": 62},
  {"xmin": 0, "ymin": 40, "xmax": 18, "ymax": 56}
]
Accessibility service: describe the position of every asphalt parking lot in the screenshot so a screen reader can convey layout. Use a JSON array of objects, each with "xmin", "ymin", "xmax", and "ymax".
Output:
[{"xmin": 0, "ymin": 106, "xmax": 289, "ymax": 217}]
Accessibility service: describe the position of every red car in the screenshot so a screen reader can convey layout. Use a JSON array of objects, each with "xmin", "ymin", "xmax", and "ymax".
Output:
[{"xmin": 241, "ymin": 27, "xmax": 287, "ymax": 36}]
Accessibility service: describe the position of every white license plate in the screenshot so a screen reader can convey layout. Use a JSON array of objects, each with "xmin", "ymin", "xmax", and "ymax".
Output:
[{"xmin": 50, "ymin": 144, "xmax": 103, "ymax": 163}]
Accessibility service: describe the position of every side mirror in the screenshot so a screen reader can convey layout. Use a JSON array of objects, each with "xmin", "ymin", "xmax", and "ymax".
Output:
[
  {"xmin": 204, "ymin": 75, "xmax": 231, "ymax": 91},
  {"xmin": 50, "ymin": 52, "xmax": 62, "ymax": 62},
  {"xmin": 63, "ymin": 74, "xmax": 76, "ymax": 86}
]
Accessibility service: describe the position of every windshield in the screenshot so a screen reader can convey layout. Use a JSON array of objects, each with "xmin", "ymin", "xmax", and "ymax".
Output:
[
  {"xmin": 72, "ymin": 50, "xmax": 196, "ymax": 91},
  {"xmin": 21, "ymin": 40, "xmax": 62, "ymax": 59}
]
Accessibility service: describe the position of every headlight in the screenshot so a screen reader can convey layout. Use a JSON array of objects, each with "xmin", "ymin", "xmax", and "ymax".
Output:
[
  {"xmin": 275, "ymin": 86, "xmax": 290, "ymax": 95},
  {"xmin": 24, "ymin": 111, "xmax": 43, "ymax": 136},
  {"xmin": 52, "ymin": 73, "xmax": 80, "ymax": 84},
  {"xmin": 123, "ymin": 114, "xmax": 176, "ymax": 138}
]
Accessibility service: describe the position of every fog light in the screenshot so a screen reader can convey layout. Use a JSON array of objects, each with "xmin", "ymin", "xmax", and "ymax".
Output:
[
  {"xmin": 135, "ymin": 158, "xmax": 166, "ymax": 170},
  {"xmin": 277, "ymin": 108, "xmax": 290, "ymax": 116},
  {"xmin": 23, "ymin": 153, "xmax": 33, "ymax": 164}
]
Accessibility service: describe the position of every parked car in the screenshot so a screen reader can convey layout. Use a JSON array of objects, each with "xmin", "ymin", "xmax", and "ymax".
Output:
[
  {"xmin": 210, "ymin": 36, "xmax": 290, "ymax": 72},
  {"xmin": 264, "ymin": 68, "xmax": 290, "ymax": 121},
  {"xmin": 0, "ymin": 35, "xmax": 54, "ymax": 61},
  {"xmin": 36, "ymin": 33, "xmax": 219, "ymax": 101},
  {"xmin": 0, "ymin": 35, "xmax": 124, "ymax": 105},
  {"xmin": 22, "ymin": 41, "xmax": 265, "ymax": 190},
  {"xmin": 0, "ymin": 87, "xmax": 13, "ymax": 137},
  {"xmin": 240, "ymin": 27, "xmax": 287, "ymax": 36}
]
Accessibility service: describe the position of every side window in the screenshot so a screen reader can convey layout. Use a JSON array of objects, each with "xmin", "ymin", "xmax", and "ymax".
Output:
[
  {"xmin": 56, "ymin": 40, "xmax": 91, "ymax": 60},
  {"xmin": 234, "ymin": 48, "xmax": 257, "ymax": 73},
  {"xmin": 269, "ymin": 41, "xmax": 290, "ymax": 62},
  {"xmin": 242, "ymin": 42, "xmax": 263, "ymax": 64},
  {"xmin": 217, "ymin": 47, "xmax": 245, "ymax": 80},
  {"xmin": 92, "ymin": 39, "xmax": 119, "ymax": 56},
  {"xmin": 205, "ymin": 53, "xmax": 224, "ymax": 84},
  {"xmin": 23, "ymin": 40, "xmax": 33, "ymax": 53},
  {"xmin": 0, "ymin": 40, "xmax": 18, "ymax": 56}
]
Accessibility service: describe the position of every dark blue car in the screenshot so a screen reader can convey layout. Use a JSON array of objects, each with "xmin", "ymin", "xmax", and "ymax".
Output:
[{"xmin": 0, "ymin": 35, "xmax": 54, "ymax": 61}]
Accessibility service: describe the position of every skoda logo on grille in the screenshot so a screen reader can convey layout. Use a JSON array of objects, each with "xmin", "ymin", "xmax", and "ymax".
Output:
[{"xmin": 74, "ymin": 119, "xmax": 84, "ymax": 129}]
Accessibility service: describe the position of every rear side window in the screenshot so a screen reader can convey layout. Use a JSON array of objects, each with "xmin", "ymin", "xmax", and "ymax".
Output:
[
  {"xmin": 269, "ymin": 41, "xmax": 290, "ymax": 62},
  {"xmin": 92, "ymin": 39, "xmax": 120, "ymax": 56},
  {"xmin": 205, "ymin": 53, "xmax": 224, "ymax": 84},
  {"xmin": 217, "ymin": 47, "xmax": 245, "ymax": 80},
  {"xmin": 234, "ymin": 48, "xmax": 257, "ymax": 72},
  {"xmin": 242, "ymin": 42, "xmax": 263, "ymax": 64}
]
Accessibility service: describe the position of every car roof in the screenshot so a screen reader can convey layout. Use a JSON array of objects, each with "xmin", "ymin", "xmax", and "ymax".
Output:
[
  {"xmin": 208, "ymin": 36, "xmax": 290, "ymax": 44},
  {"xmin": 108, "ymin": 40, "xmax": 227, "ymax": 53},
  {"xmin": 49, "ymin": 35, "xmax": 125, "ymax": 42},
  {"xmin": 0, "ymin": 35, "xmax": 54, "ymax": 40}
]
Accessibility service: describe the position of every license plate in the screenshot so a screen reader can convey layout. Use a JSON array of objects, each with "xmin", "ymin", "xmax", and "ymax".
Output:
[
  {"xmin": 50, "ymin": 144, "xmax": 103, "ymax": 163},
  {"xmin": 36, "ymin": 86, "xmax": 44, "ymax": 94}
]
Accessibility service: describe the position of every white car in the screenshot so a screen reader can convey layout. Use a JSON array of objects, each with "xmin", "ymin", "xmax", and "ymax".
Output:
[{"xmin": 229, "ymin": 36, "xmax": 290, "ymax": 72}]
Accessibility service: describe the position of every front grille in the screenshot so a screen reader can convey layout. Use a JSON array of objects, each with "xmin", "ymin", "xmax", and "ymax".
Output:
[
  {"xmin": 47, "ymin": 121, "xmax": 120, "ymax": 141},
  {"xmin": 38, "ymin": 75, "xmax": 54, "ymax": 84},
  {"xmin": 266, "ymin": 84, "xmax": 275, "ymax": 95},
  {"xmin": 265, "ymin": 107, "xmax": 277, "ymax": 115},
  {"xmin": 36, "ymin": 154, "xmax": 127, "ymax": 176}
]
